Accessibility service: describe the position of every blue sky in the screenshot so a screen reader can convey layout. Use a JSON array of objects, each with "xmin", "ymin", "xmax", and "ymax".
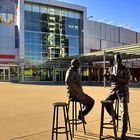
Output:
[{"xmin": 58, "ymin": 0, "xmax": 140, "ymax": 32}]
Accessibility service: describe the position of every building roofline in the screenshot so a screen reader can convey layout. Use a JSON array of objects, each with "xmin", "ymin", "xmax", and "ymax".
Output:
[{"xmin": 25, "ymin": 0, "xmax": 87, "ymax": 13}]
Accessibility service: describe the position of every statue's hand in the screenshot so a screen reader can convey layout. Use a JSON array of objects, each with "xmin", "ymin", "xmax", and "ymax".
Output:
[{"xmin": 109, "ymin": 74, "xmax": 117, "ymax": 82}]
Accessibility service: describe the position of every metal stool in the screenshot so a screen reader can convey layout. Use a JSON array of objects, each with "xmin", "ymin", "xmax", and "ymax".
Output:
[
  {"xmin": 114, "ymin": 99, "xmax": 131, "ymax": 131},
  {"xmin": 68, "ymin": 99, "xmax": 86, "ymax": 137},
  {"xmin": 99, "ymin": 100, "xmax": 117, "ymax": 140},
  {"xmin": 52, "ymin": 102, "xmax": 72, "ymax": 140}
]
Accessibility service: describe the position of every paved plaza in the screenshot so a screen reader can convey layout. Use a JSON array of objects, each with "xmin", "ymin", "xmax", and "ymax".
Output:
[{"xmin": 0, "ymin": 82, "xmax": 140, "ymax": 140}]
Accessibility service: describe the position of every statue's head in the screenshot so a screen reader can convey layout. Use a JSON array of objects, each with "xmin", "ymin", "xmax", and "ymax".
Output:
[
  {"xmin": 71, "ymin": 58, "xmax": 80, "ymax": 69},
  {"xmin": 114, "ymin": 54, "xmax": 122, "ymax": 65}
]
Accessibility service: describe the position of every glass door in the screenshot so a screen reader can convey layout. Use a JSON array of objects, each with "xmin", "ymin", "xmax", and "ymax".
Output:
[
  {"xmin": 0, "ymin": 67, "xmax": 10, "ymax": 81},
  {"xmin": 55, "ymin": 68, "xmax": 67, "ymax": 82},
  {"xmin": 5, "ymin": 68, "xmax": 10, "ymax": 80},
  {"xmin": 0, "ymin": 69, "xmax": 4, "ymax": 80}
]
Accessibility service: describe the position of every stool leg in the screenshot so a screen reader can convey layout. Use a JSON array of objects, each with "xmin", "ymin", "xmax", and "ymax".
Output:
[
  {"xmin": 63, "ymin": 106, "xmax": 69, "ymax": 140},
  {"xmin": 117, "ymin": 100, "xmax": 120, "ymax": 131},
  {"xmin": 75, "ymin": 102, "xmax": 77, "ymax": 131},
  {"xmin": 111, "ymin": 106, "xmax": 117, "ymax": 140},
  {"xmin": 52, "ymin": 106, "xmax": 56, "ymax": 140},
  {"xmin": 56, "ymin": 106, "xmax": 59, "ymax": 140},
  {"xmin": 72, "ymin": 101, "xmax": 74, "ymax": 137},
  {"xmin": 80, "ymin": 103, "xmax": 86, "ymax": 134},
  {"xmin": 99, "ymin": 104, "xmax": 104, "ymax": 139},
  {"xmin": 66, "ymin": 105, "xmax": 73, "ymax": 140},
  {"xmin": 115, "ymin": 100, "xmax": 119, "ymax": 131}
]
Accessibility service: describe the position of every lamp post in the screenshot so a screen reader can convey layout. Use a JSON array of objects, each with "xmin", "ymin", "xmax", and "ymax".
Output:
[{"xmin": 103, "ymin": 50, "xmax": 106, "ymax": 87}]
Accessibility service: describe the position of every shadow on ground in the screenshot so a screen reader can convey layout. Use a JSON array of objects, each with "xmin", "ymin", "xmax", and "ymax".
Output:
[{"xmin": 126, "ymin": 136, "xmax": 140, "ymax": 140}]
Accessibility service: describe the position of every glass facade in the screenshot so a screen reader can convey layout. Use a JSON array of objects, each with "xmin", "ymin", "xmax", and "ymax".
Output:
[{"xmin": 24, "ymin": 2, "xmax": 83, "ymax": 81}]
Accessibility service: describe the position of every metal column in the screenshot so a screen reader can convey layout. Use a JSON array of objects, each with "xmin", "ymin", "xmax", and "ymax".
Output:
[{"xmin": 103, "ymin": 50, "xmax": 106, "ymax": 87}]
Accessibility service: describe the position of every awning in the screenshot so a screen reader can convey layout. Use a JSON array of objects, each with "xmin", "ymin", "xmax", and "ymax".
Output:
[{"xmin": 61, "ymin": 43, "xmax": 140, "ymax": 62}]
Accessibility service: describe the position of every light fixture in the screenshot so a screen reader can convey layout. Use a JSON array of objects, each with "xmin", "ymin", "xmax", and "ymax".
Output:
[{"xmin": 86, "ymin": 16, "xmax": 93, "ymax": 19}]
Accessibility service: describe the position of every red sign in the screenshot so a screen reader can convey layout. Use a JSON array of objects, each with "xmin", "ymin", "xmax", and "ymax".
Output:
[
  {"xmin": 0, "ymin": 54, "xmax": 15, "ymax": 59},
  {"xmin": 90, "ymin": 49, "xmax": 100, "ymax": 52}
]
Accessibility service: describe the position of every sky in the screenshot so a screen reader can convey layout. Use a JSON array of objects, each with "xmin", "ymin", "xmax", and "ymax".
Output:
[{"xmin": 58, "ymin": 0, "xmax": 140, "ymax": 32}]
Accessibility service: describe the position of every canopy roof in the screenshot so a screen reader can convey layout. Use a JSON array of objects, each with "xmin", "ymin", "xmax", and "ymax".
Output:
[
  {"xmin": 61, "ymin": 43, "xmax": 140, "ymax": 63},
  {"xmin": 44, "ymin": 43, "xmax": 140, "ymax": 66}
]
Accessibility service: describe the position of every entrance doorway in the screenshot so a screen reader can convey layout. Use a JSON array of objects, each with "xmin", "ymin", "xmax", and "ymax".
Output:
[
  {"xmin": 0, "ymin": 67, "xmax": 10, "ymax": 81},
  {"xmin": 55, "ymin": 68, "xmax": 67, "ymax": 82}
]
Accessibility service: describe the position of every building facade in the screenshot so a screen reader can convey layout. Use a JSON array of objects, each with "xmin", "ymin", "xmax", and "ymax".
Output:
[
  {"xmin": 84, "ymin": 20, "xmax": 140, "ymax": 53},
  {"xmin": 0, "ymin": 0, "xmax": 140, "ymax": 83}
]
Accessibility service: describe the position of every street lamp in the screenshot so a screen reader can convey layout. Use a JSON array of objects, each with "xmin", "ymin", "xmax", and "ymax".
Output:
[{"xmin": 86, "ymin": 16, "xmax": 93, "ymax": 19}]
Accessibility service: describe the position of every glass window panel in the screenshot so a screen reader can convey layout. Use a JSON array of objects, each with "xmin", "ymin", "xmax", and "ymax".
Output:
[
  {"xmin": 62, "ymin": 35, "xmax": 68, "ymax": 46},
  {"xmin": 74, "ymin": 19, "xmax": 80, "ymax": 36},
  {"xmin": 33, "ymin": 44, "xmax": 42, "ymax": 52},
  {"xmin": 25, "ymin": 51, "xmax": 32, "ymax": 59},
  {"xmin": 55, "ymin": 8, "xmax": 61, "ymax": 16},
  {"xmin": 32, "ymin": 32, "xmax": 42, "ymax": 44},
  {"xmin": 24, "ymin": 20, "xmax": 32, "ymax": 30},
  {"xmin": 25, "ymin": 44, "xmax": 32, "ymax": 51},
  {"xmin": 69, "ymin": 26, "xmax": 74, "ymax": 36},
  {"xmin": 42, "ymin": 45, "xmax": 48, "ymax": 52},
  {"xmin": 32, "ymin": 22, "xmax": 41, "ymax": 31},
  {"xmin": 75, "ymin": 19, "xmax": 79, "ymax": 28},
  {"xmin": 75, "ymin": 12, "xmax": 80, "ymax": 19},
  {"xmin": 25, "ymin": 32, "xmax": 32, "ymax": 43},
  {"xmin": 75, "ymin": 37, "xmax": 79, "ymax": 48},
  {"xmin": 32, "ymin": 12, "xmax": 40, "ymax": 22},
  {"xmin": 69, "ymin": 36, "xmax": 79, "ymax": 48},
  {"xmin": 69, "ymin": 11, "xmax": 74, "ymax": 18},
  {"xmin": 69, "ymin": 36, "xmax": 73, "ymax": 48},
  {"xmin": 42, "ymin": 33, "xmax": 50, "ymax": 45},
  {"xmin": 48, "ymin": 7, "xmax": 54, "ymax": 15},
  {"xmin": 69, "ymin": 18, "xmax": 74, "ymax": 27},
  {"xmin": 69, "ymin": 47, "xmax": 79, "ymax": 56},
  {"xmin": 55, "ymin": 34, "xmax": 60, "ymax": 46},
  {"xmin": 62, "ymin": 17, "xmax": 69, "ymax": 35},
  {"xmin": 24, "ymin": 11, "xmax": 33, "ymax": 30},
  {"xmin": 40, "ymin": 5, "xmax": 47, "ymax": 13},
  {"xmin": 41, "ymin": 21, "xmax": 49, "ymax": 32},
  {"xmin": 62, "ymin": 9, "xmax": 68, "ymax": 17},
  {"xmin": 32, "ymin": 4, "xmax": 39, "ymax": 12},
  {"xmin": 40, "ymin": 13, "xmax": 48, "ymax": 21},
  {"xmin": 32, "ymin": 52, "xmax": 41, "ymax": 60},
  {"xmin": 25, "ymin": 3, "xmax": 32, "ymax": 11},
  {"xmin": 42, "ymin": 52, "xmax": 48, "ymax": 59},
  {"xmin": 69, "ymin": 18, "xmax": 75, "ymax": 36},
  {"xmin": 48, "ymin": 33, "xmax": 55, "ymax": 46},
  {"xmin": 24, "ymin": 11, "xmax": 32, "ymax": 21},
  {"xmin": 55, "ymin": 17, "xmax": 59, "ymax": 24}
]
